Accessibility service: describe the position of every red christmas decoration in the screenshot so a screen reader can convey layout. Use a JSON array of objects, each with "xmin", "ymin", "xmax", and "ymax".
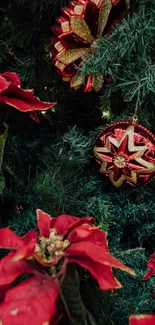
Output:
[
  {"xmin": 93, "ymin": 120, "xmax": 155, "ymax": 188},
  {"xmin": 0, "ymin": 210, "xmax": 134, "ymax": 325},
  {"xmin": 0, "ymin": 72, "xmax": 56, "ymax": 122},
  {"xmin": 50, "ymin": 0, "xmax": 130, "ymax": 92},
  {"xmin": 129, "ymin": 315, "xmax": 155, "ymax": 325},
  {"xmin": 143, "ymin": 252, "xmax": 155, "ymax": 281}
]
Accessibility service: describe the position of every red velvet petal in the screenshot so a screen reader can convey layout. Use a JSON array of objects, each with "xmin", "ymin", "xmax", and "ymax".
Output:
[
  {"xmin": 0, "ymin": 285, "xmax": 10, "ymax": 303},
  {"xmin": 61, "ymin": 257, "xmax": 122, "ymax": 290},
  {"xmin": 0, "ymin": 76, "xmax": 9, "ymax": 95},
  {"xmin": 0, "ymin": 274, "xmax": 59, "ymax": 325},
  {"xmin": 30, "ymin": 111, "xmax": 40, "ymax": 123},
  {"xmin": 22, "ymin": 231, "xmax": 38, "ymax": 245},
  {"xmin": 51, "ymin": 214, "xmax": 95, "ymax": 236},
  {"xmin": 36, "ymin": 209, "xmax": 52, "ymax": 237},
  {"xmin": 66, "ymin": 241, "xmax": 135, "ymax": 275},
  {"xmin": 129, "ymin": 315, "xmax": 155, "ymax": 325},
  {"xmin": 0, "ymin": 251, "xmax": 35, "ymax": 286},
  {"xmin": 0, "ymin": 228, "xmax": 23, "ymax": 249},
  {"xmin": 1, "ymin": 72, "xmax": 21, "ymax": 86},
  {"xmin": 11, "ymin": 242, "xmax": 36, "ymax": 262},
  {"xmin": 0, "ymin": 84, "xmax": 56, "ymax": 112},
  {"xmin": 142, "ymin": 261, "xmax": 155, "ymax": 280},
  {"xmin": 67, "ymin": 224, "xmax": 108, "ymax": 252}
]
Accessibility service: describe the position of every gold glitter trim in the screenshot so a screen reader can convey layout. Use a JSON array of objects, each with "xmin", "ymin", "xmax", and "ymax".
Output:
[
  {"xmin": 70, "ymin": 72, "xmax": 85, "ymax": 89},
  {"xmin": 54, "ymin": 41, "xmax": 64, "ymax": 52},
  {"xmin": 70, "ymin": 17, "xmax": 94, "ymax": 43},
  {"xmin": 93, "ymin": 75, "xmax": 104, "ymax": 92},
  {"xmin": 90, "ymin": 0, "xmax": 100, "ymax": 6},
  {"xmin": 58, "ymin": 48, "xmax": 87, "ymax": 65},
  {"xmin": 125, "ymin": 0, "xmax": 130, "ymax": 9},
  {"xmin": 74, "ymin": 5, "xmax": 84, "ymax": 15},
  {"xmin": 98, "ymin": 0, "xmax": 112, "ymax": 36},
  {"xmin": 55, "ymin": 61, "xmax": 65, "ymax": 70},
  {"xmin": 63, "ymin": 76, "xmax": 70, "ymax": 82},
  {"xmin": 61, "ymin": 21, "xmax": 70, "ymax": 33}
]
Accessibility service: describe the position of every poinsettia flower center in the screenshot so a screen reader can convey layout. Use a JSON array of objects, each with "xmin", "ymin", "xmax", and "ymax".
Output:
[{"xmin": 34, "ymin": 228, "xmax": 70, "ymax": 264}]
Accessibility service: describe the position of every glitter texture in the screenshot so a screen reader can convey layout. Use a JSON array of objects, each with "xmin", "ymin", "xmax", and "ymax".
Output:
[
  {"xmin": 58, "ymin": 48, "xmax": 87, "ymax": 65},
  {"xmin": 51, "ymin": 0, "xmax": 130, "ymax": 91},
  {"xmin": 74, "ymin": 5, "xmax": 84, "ymax": 15},
  {"xmin": 98, "ymin": 0, "xmax": 112, "ymax": 35},
  {"xmin": 54, "ymin": 41, "xmax": 64, "ymax": 52},
  {"xmin": 70, "ymin": 17, "xmax": 94, "ymax": 43},
  {"xmin": 61, "ymin": 21, "xmax": 70, "ymax": 33}
]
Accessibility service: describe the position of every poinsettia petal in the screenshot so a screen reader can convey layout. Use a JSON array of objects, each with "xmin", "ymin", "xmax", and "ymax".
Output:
[
  {"xmin": 149, "ymin": 252, "xmax": 155, "ymax": 261},
  {"xmin": 51, "ymin": 214, "xmax": 95, "ymax": 236},
  {"xmin": 61, "ymin": 257, "xmax": 122, "ymax": 291},
  {"xmin": 65, "ymin": 242, "xmax": 135, "ymax": 275},
  {"xmin": 11, "ymin": 242, "xmax": 36, "ymax": 262},
  {"xmin": 1, "ymin": 72, "xmax": 21, "ymax": 86},
  {"xmin": 22, "ymin": 231, "xmax": 38, "ymax": 245},
  {"xmin": 142, "ymin": 261, "xmax": 155, "ymax": 280},
  {"xmin": 0, "ymin": 76, "xmax": 9, "ymax": 95},
  {"xmin": 0, "ymin": 251, "xmax": 36, "ymax": 285},
  {"xmin": 67, "ymin": 224, "xmax": 108, "ymax": 252},
  {"xmin": 30, "ymin": 111, "xmax": 40, "ymax": 123},
  {"xmin": 36, "ymin": 209, "xmax": 52, "ymax": 237},
  {"xmin": 0, "ymin": 285, "xmax": 10, "ymax": 304},
  {"xmin": 0, "ymin": 274, "xmax": 59, "ymax": 325},
  {"xmin": 129, "ymin": 315, "xmax": 155, "ymax": 325},
  {"xmin": 0, "ymin": 228, "xmax": 23, "ymax": 249},
  {"xmin": 0, "ymin": 84, "xmax": 56, "ymax": 112}
]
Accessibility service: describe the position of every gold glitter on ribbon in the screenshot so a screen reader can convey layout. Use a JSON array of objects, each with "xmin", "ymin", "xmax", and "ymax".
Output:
[
  {"xmin": 54, "ymin": 41, "xmax": 64, "ymax": 52},
  {"xmin": 74, "ymin": 5, "xmax": 84, "ymax": 15},
  {"xmin": 125, "ymin": 0, "xmax": 130, "ymax": 9},
  {"xmin": 98, "ymin": 0, "xmax": 112, "ymax": 36},
  {"xmin": 70, "ymin": 17, "xmax": 94, "ymax": 43},
  {"xmin": 61, "ymin": 21, "xmax": 70, "ymax": 33},
  {"xmin": 93, "ymin": 75, "xmax": 104, "ymax": 91},
  {"xmin": 58, "ymin": 48, "xmax": 88, "ymax": 65},
  {"xmin": 70, "ymin": 72, "xmax": 85, "ymax": 89}
]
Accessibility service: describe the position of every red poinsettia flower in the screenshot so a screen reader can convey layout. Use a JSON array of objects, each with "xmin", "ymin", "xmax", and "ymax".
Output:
[
  {"xmin": 142, "ymin": 252, "xmax": 155, "ymax": 281},
  {"xmin": 0, "ymin": 72, "xmax": 56, "ymax": 122},
  {"xmin": 0, "ymin": 210, "xmax": 135, "ymax": 324},
  {"xmin": 129, "ymin": 315, "xmax": 155, "ymax": 325}
]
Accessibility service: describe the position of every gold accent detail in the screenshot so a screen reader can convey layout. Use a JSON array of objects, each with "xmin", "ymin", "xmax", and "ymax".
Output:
[
  {"xmin": 58, "ymin": 48, "xmax": 87, "ymax": 65},
  {"xmin": 94, "ymin": 125, "xmax": 155, "ymax": 187},
  {"xmin": 63, "ymin": 76, "xmax": 71, "ymax": 82},
  {"xmin": 98, "ymin": 0, "xmax": 112, "ymax": 36},
  {"xmin": 74, "ymin": 5, "xmax": 84, "ymax": 15},
  {"xmin": 114, "ymin": 155, "xmax": 126, "ymax": 168},
  {"xmin": 70, "ymin": 17, "xmax": 94, "ymax": 43},
  {"xmin": 90, "ymin": 0, "xmax": 100, "ymax": 6},
  {"xmin": 125, "ymin": 0, "xmax": 130, "ymax": 9},
  {"xmin": 54, "ymin": 41, "xmax": 64, "ymax": 52},
  {"xmin": 93, "ymin": 75, "xmax": 104, "ymax": 92},
  {"xmin": 61, "ymin": 21, "xmax": 70, "ymax": 33},
  {"xmin": 55, "ymin": 61, "xmax": 65, "ymax": 70},
  {"xmin": 70, "ymin": 72, "xmax": 85, "ymax": 89}
]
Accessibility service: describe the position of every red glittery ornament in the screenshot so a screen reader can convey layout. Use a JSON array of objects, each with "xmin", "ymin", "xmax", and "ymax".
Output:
[
  {"xmin": 50, "ymin": 0, "xmax": 130, "ymax": 92},
  {"xmin": 93, "ymin": 120, "xmax": 155, "ymax": 188}
]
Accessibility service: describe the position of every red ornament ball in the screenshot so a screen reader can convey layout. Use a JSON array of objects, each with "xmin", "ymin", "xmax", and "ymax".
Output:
[
  {"xmin": 50, "ymin": 0, "xmax": 130, "ymax": 92},
  {"xmin": 93, "ymin": 121, "xmax": 155, "ymax": 188}
]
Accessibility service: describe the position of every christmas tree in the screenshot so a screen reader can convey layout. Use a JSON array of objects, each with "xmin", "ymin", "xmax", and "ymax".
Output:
[{"xmin": 0, "ymin": 0, "xmax": 155, "ymax": 324}]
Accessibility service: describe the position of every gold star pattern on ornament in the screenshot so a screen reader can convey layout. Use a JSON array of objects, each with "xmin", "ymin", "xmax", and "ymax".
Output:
[{"xmin": 94, "ymin": 125, "xmax": 155, "ymax": 187}]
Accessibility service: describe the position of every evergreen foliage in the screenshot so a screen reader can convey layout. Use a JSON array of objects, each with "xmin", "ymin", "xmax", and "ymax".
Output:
[{"xmin": 0, "ymin": 0, "xmax": 155, "ymax": 324}]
